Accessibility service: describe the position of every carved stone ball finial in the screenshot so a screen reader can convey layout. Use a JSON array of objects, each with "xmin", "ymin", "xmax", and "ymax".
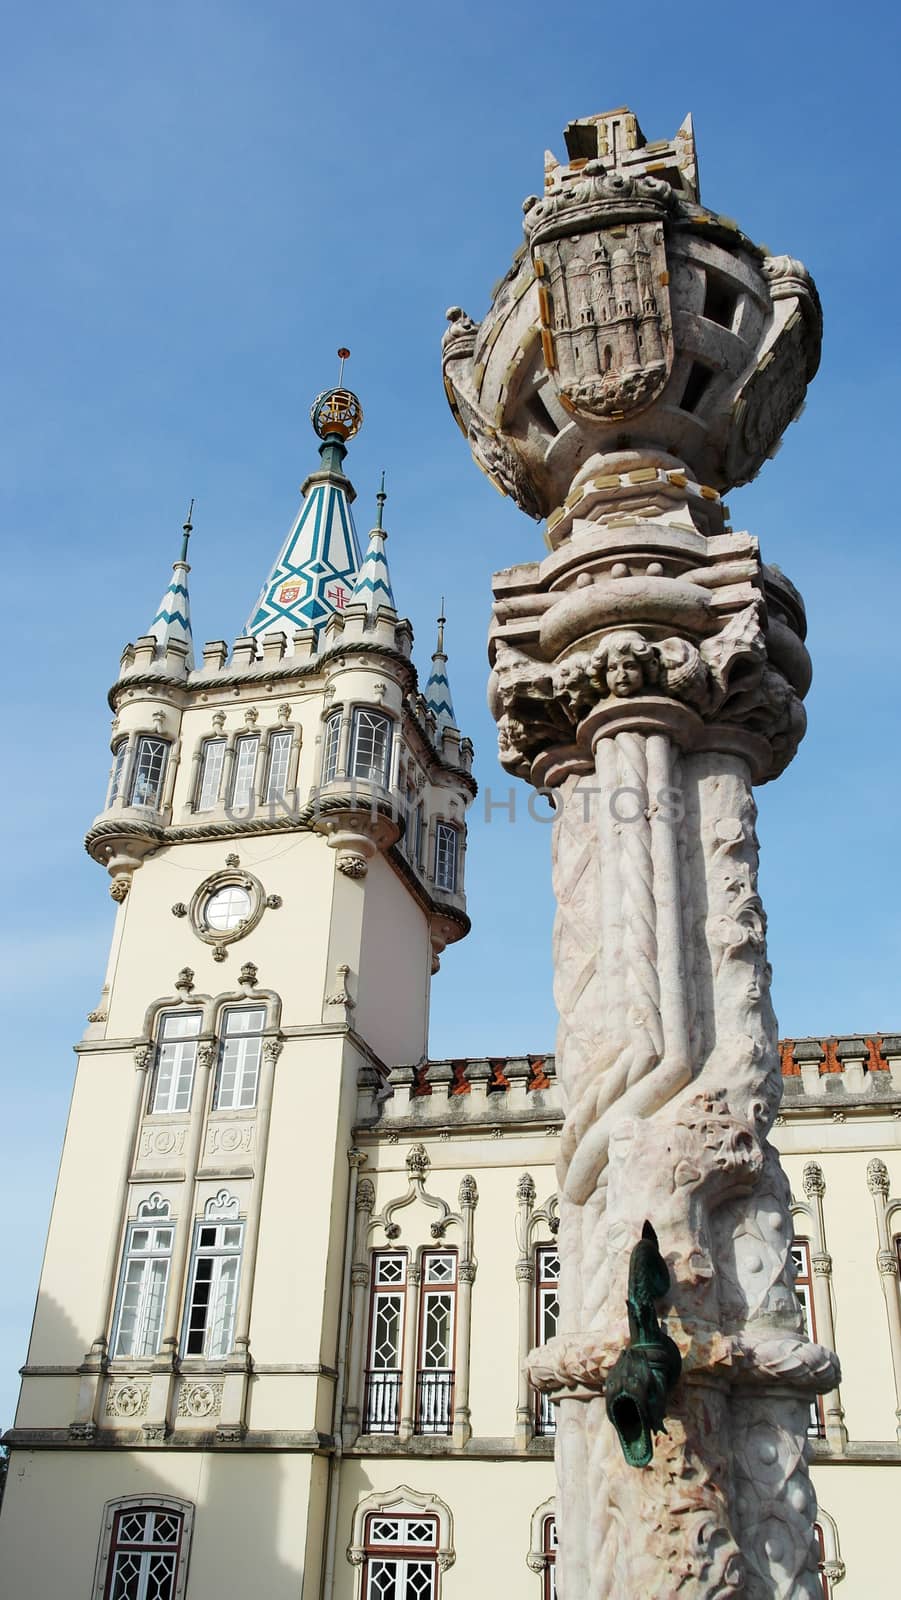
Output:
[
  {"xmin": 406, "ymin": 1144, "xmax": 431, "ymax": 1180},
  {"xmin": 174, "ymin": 967, "xmax": 195, "ymax": 994}
]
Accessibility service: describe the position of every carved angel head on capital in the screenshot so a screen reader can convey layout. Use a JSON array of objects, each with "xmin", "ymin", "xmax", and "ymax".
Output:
[{"xmin": 592, "ymin": 631, "xmax": 660, "ymax": 698}]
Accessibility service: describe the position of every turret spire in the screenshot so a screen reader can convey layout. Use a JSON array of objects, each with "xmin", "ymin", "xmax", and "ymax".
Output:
[
  {"xmin": 147, "ymin": 502, "xmax": 195, "ymax": 668},
  {"xmin": 350, "ymin": 472, "xmax": 397, "ymax": 616},
  {"xmin": 425, "ymin": 599, "xmax": 458, "ymax": 733},
  {"xmin": 245, "ymin": 351, "xmax": 364, "ymax": 641}
]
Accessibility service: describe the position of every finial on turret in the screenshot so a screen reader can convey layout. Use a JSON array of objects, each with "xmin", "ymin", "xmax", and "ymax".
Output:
[
  {"xmin": 436, "ymin": 598, "xmax": 447, "ymax": 657},
  {"xmin": 311, "ymin": 347, "xmax": 364, "ymax": 442},
  {"xmin": 426, "ymin": 600, "xmax": 457, "ymax": 734},
  {"xmin": 350, "ymin": 472, "xmax": 396, "ymax": 616},
  {"xmin": 376, "ymin": 470, "xmax": 387, "ymax": 529},
  {"xmin": 180, "ymin": 498, "xmax": 194, "ymax": 563}
]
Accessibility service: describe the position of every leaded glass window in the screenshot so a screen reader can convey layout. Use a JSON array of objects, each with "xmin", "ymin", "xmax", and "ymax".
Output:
[
  {"xmin": 322, "ymin": 711, "xmax": 341, "ymax": 784},
  {"xmin": 434, "ymin": 823, "xmax": 459, "ymax": 892},
  {"xmin": 363, "ymin": 1514, "xmax": 438, "ymax": 1600},
  {"xmin": 183, "ymin": 1219, "xmax": 243, "ymax": 1358},
  {"xmin": 111, "ymin": 1210, "xmax": 174, "ymax": 1358},
  {"xmin": 416, "ymin": 1252, "xmax": 456, "ymax": 1435},
  {"xmin": 791, "ymin": 1240, "xmax": 824, "ymax": 1437},
  {"xmin": 150, "ymin": 1012, "xmax": 201, "ymax": 1115},
  {"xmin": 350, "ymin": 709, "xmax": 392, "ymax": 785},
  {"xmin": 536, "ymin": 1245, "xmax": 559, "ymax": 1435},
  {"xmin": 214, "ymin": 1007, "xmax": 265, "ymax": 1110},
  {"xmin": 108, "ymin": 739, "xmax": 128, "ymax": 806},
  {"xmin": 364, "ymin": 1253, "xmax": 406, "ymax": 1433},
  {"xmin": 130, "ymin": 738, "xmax": 169, "ymax": 809},
  {"xmin": 196, "ymin": 738, "xmax": 226, "ymax": 811},
  {"xmin": 265, "ymin": 730, "xmax": 292, "ymax": 804},
  {"xmin": 230, "ymin": 734, "xmax": 259, "ymax": 809},
  {"xmin": 105, "ymin": 1506, "xmax": 185, "ymax": 1600}
]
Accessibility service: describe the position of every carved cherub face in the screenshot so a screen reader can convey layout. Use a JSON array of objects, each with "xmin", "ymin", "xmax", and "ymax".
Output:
[{"xmin": 594, "ymin": 632, "xmax": 658, "ymax": 698}]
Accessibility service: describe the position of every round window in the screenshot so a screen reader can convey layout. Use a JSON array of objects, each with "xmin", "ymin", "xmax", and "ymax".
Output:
[{"xmin": 204, "ymin": 884, "xmax": 252, "ymax": 931}]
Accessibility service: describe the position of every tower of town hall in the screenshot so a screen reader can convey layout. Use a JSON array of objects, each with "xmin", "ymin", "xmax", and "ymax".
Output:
[{"xmin": 0, "ymin": 376, "xmax": 476, "ymax": 1596}]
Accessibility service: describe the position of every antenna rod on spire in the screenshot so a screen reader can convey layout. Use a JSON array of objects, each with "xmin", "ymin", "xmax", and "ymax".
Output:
[
  {"xmin": 376, "ymin": 469, "xmax": 387, "ymax": 529},
  {"xmin": 180, "ymin": 498, "xmax": 194, "ymax": 563},
  {"xmin": 337, "ymin": 346, "xmax": 350, "ymax": 386}
]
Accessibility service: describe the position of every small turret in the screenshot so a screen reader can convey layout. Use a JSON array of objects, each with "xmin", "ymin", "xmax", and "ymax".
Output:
[
  {"xmin": 349, "ymin": 474, "xmax": 397, "ymax": 617},
  {"xmin": 424, "ymin": 603, "xmax": 458, "ymax": 735},
  {"xmin": 147, "ymin": 504, "xmax": 195, "ymax": 669}
]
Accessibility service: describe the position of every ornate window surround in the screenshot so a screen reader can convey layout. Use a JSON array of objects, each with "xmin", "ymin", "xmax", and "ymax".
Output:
[
  {"xmin": 515, "ymin": 1174, "xmax": 559, "ymax": 1447},
  {"xmin": 527, "ymin": 1498, "xmax": 556, "ymax": 1583},
  {"xmin": 815, "ymin": 1506, "xmax": 846, "ymax": 1592},
  {"xmin": 347, "ymin": 1486, "xmax": 455, "ymax": 1586},
  {"xmin": 91, "ymin": 1495, "xmax": 194, "ymax": 1600}
]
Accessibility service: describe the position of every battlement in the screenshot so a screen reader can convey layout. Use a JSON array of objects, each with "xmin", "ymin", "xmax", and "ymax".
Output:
[{"xmin": 358, "ymin": 1037, "xmax": 901, "ymax": 1134}]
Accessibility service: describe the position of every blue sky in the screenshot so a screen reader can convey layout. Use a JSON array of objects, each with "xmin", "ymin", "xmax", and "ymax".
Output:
[{"xmin": 2, "ymin": 0, "xmax": 899, "ymax": 1427}]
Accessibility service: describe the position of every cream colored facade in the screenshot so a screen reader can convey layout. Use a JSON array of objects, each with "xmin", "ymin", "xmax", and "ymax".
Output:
[{"xmin": 1, "ymin": 554, "xmax": 899, "ymax": 1598}]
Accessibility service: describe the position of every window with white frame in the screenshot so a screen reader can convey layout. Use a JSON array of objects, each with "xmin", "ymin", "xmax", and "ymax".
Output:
[
  {"xmin": 149, "ymin": 1012, "xmax": 202, "ymax": 1115},
  {"xmin": 196, "ymin": 738, "xmax": 226, "ymax": 811},
  {"xmin": 434, "ymin": 823, "xmax": 459, "ymax": 892},
  {"xmin": 361, "ymin": 1512, "xmax": 438, "ymax": 1600},
  {"xmin": 535, "ymin": 1244, "xmax": 560, "ymax": 1436},
  {"xmin": 183, "ymin": 1198, "xmax": 243, "ymax": 1358},
  {"xmin": 229, "ymin": 733, "xmax": 259, "ymax": 809},
  {"xmin": 108, "ymin": 739, "xmax": 128, "ymax": 806},
  {"xmin": 351, "ymin": 708, "xmax": 392, "ymax": 785},
  {"xmin": 791, "ymin": 1240, "xmax": 824, "ymax": 1437},
  {"xmin": 416, "ymin": 1252, "xmax": 456, "ymax": 1435},
  {"xmin": 213, "ymin": 1007, "xmax": 265, "ymax": 1110},
  {"xmin": 364, "ymin": 1253, "xmax": 407, "ymax": 1434},
  {"xmin": 110, "ymin": 1196, "xmax": 174, "ymax": 1359},
  {"xmin": 322, "ymin": 710, "xmax": 342, "ymax": 784},
  {"xmin": 129, "ymin": 737, "xmax": 169, "ymax": 809},
  {"xmin": 264, "ymin": 730, "xmax": 293, "ymax": 804},
  {"xmin": 94, "ymin": 1499, "xmax": 193, "ymax": 1600}
]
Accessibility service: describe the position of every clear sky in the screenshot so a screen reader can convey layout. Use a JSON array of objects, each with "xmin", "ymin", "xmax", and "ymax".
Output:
[{"xmin": 2, "ymin": 0, "xmax": 899, "ymax": 1429}]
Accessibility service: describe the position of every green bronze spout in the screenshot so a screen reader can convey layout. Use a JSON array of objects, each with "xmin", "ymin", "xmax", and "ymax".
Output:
[{"xmin": 605, "ymin": 1220, "xmax": 682, "ymax": 1468}]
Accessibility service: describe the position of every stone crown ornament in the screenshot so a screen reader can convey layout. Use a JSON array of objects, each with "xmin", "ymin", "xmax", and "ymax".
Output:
[{"xmin": 443, "ymin": 107, "xmax": 821, "ymax": 520}]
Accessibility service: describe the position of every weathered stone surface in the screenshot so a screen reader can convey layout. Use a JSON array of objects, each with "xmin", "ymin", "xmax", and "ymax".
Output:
[{"xmin": 445, "ymin": 106, "xmax": 834, "ymax": 1600}]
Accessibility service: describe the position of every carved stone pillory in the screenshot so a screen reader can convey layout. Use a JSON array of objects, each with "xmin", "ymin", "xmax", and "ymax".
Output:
[{"xmin": 443, "ymin": 107, "xmax": 838, "ymax": 1599}]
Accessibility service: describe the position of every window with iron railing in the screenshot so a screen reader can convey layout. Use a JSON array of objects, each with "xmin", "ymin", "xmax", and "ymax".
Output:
[
  {"xmin": 363, "ymin": 1253, "xmax": 407, "ymax": 1435},
  {"xmin": 535, "ymin": 1244, "xmax": 560, "ymax": 1436},
  {"xmin": 416, "ymin": 1252, "xmax": 456, "ymax": 1435}
]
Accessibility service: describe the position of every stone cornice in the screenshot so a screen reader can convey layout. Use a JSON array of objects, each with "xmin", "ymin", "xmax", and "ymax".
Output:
[{"xmin": 107, "ymin": 638, "xmax": 418, "ymax": 711}]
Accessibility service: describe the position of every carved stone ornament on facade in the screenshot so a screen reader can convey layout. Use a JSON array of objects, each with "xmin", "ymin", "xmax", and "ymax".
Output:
[
  {"xmin": 239, "ymin": 962, "xmax": 258, "ymax": 987},
  {"xmin": 444, "ymin": 106, "xmax": 834, "ymax": 1600},
  {"xmin": 105, "ymin": 1382, "xmax": 149, "ymax": 1419},
  {"xmin": 174, "ymin": 967, "xmax": 195, "ymax": 994},
  {"xmin": 177, "ymin": 1381, "xmax": 223, "ymax": 1420},
  {"xmin": 171, "ymin": 902, "xmax": 188, "ymax": 918},
  {"xmin": 337, "ymin": 851, "xmax": 368, "ymax": 879},
  {"xmin": 109, "ymin": 877, "xmax": 130, "ymax": 902},
  {"xmin": 868, "ymin": 1157, "xmax": 890, "ymax": 1197},
  {"xmin": 802, "ymin": 1161, "xmax": 826, "ymax": 1198}
]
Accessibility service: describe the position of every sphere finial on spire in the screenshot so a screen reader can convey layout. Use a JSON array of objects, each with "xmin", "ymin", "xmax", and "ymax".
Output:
[{"xmin": 311, "ymin": 347, "xmax": 364, "ymax": 442}]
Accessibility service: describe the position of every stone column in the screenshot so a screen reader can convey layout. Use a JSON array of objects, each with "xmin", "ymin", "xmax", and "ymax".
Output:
[
  {"xmin": 343, "ymin": 1175, "xmax": 376, "ymax": 1445},
  {"xmin": 398, "ymin": 1258, "xmax": 421, "ymax": 1443},
  {"xmin": 801, "ymin": 1161, "xmax": 847, "ymax": 1449},
  {"xmin": 866, "ymin": 1157, "xmax": 901, "ymax": 1441},
  {"xmin": 451, "ymin": 1174, "xmax": 478, "ymax": 1447},
  {"xmin": 515, "ymin": 1174, "xmax": 538, "ymax": 1449},
  {"xmin": 443, "ymin": 105, "xmax": 840, "ymax": 1600}
]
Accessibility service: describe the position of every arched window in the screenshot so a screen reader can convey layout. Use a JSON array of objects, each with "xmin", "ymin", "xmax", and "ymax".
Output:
[
  {"xmin": 196, "ymin": 738, "xmax": 226, "ymax": 811},
  {"xmin": 93, "ymin": 1497, "xmax": 193, "ymax": 1600},
  {"xmin": 322, "ymin": 710, "xmax": 342, "ymax": 784},
  {"xmin": 351, "ymin": 709, "xmax": 392, "ymax": 785},
  {"xmin": 527, "ymin": 1500, "xmax": 556, "ymax": 1598},
  {"xmin": 347, "ymin": 1487, "xmax": 454, "ymax": 1600},
  {"xmin": 264, "ymin": 729, "xmax": 293, "ymax": 803},
  {"xmin": 108, "ymin": 739, "xmax": 128, "ymax": 806},
  {"xmin": 129, "ymin": 737, "xmax": 170, "ymax": 809},
  {"xmin": 229, "ymin": 734, "xmax": 259, "ymax": 809},
  {"xmin": 213, "ymin": 1006, "xmax": 265, "ymax": 1110},
  {"xmin": 434, "ymin": 823, "xmax": 459, "ymax": 892},
  {"xmin": 149, "ymin": 1011, "xmax": 202, "ymax": 1115}
]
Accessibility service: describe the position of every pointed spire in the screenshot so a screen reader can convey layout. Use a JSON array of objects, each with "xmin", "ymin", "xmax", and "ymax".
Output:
[
  {"xmin": 350, "ymin": 472, "xmax": 397, "ymax": 616},
  {"xmin": 425, "ymin": 599, "xmax": 458, "ymax": 734},
  {"xmin": 147, "ymin": 502, "xmax": 195, "ymax": 668},
  {"xmin": 246, "ymin": 351, "xmax": 364, "ymax": 642}
]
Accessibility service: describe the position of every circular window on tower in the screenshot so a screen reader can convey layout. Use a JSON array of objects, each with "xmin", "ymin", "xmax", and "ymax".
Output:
[{"xmin": 188, "ymin": 868, "xmax": 265, "ymax": 950}]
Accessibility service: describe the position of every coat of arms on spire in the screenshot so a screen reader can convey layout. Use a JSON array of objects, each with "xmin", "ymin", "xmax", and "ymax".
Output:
[{"xmin": 245, "ymin": 351, "xmax": 365, "ymax": 642}]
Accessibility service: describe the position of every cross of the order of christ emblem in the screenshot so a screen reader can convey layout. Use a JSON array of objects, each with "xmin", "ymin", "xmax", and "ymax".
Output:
[{"xmin": 326, "ymin": 582, "xmax": 350, "ymax": 610}]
